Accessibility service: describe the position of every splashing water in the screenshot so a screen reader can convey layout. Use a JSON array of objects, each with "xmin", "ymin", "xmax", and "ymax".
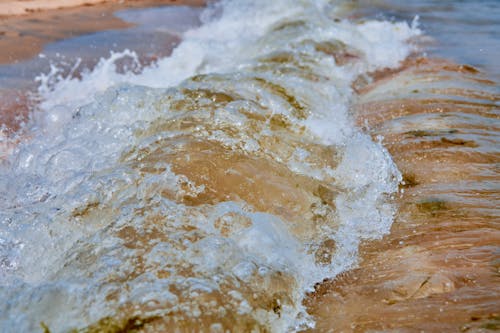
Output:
[{"xmin": 0, "ymin": 0, "xmax": 420, "ymax": 331}]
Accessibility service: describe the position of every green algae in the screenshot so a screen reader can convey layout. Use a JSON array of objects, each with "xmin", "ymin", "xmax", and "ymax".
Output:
[
  {"xmin": 270, "ymin": 19, "xmax": 307, "ymax": 32},
  {"xmin": 313, "ymin": 40, "xmax": 347, "ymax": 54},
  {"xmin": 440, "ymin": 137, "xmax": 479, "ymax": 148},
  {"xmin": 40, "ymin": 322, "xmax": 51, "ymax": 333},
  {"xmin": 259, "ymin": 51, "xmax": 299, "ymax": 65}
]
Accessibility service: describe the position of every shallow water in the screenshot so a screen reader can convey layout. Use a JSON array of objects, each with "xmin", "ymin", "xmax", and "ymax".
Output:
[
  {"xmin": 0, "ymin": 5, "xmax": 203, "ymax": 90},
  {"xmin": 304, "ymin": 2, "xmax": 499, "ymax": 331},
  {"xmin": 0, "ymin": 0, "xmax": 498, "ymax": 332},
  {"xmin": 357, "ymin": 0, "xmax": 500, "ymax": 79},
  {"xmin": 306, "ymin": 55, "xmax": 499, "ymax": 331}
]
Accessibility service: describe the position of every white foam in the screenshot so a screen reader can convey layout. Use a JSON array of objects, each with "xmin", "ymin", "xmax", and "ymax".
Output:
[{"xmin": 0, "ymin": 0, "xmax": 419, "ymax": 331}]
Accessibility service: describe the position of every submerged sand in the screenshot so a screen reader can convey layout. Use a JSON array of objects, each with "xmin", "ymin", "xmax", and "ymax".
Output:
[{"xmin": 306, "ymin": 58, "xmax": 500, "ymax": 332}]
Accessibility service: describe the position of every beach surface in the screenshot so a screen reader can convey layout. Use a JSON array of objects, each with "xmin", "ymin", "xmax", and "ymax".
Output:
[
  {"xmin": 0, "ymin": 0, "xmax": 205, "ymax": 17},
  {"xmin": 0, "ymin": 0, "xmax": 205, "ymax": 64},
  {"xmin": 306, "ymin": 57, "xmax": 500, "ymax": 331}
]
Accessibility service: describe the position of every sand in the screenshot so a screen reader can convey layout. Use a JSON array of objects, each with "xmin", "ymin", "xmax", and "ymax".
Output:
[
  {"xmin": 0, "ymin": 0, "xmax": 205, "ymax": 64},
  {"xmin": 0, "ymin": 0, "xmax": 205, "ymax": 17},
  {"xmin": 305, "ymin": 57, "xmax": 500, "ymax": 332}
]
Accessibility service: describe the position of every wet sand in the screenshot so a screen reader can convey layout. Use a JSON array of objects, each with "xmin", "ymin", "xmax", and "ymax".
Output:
[
  {"xmin": 0, "ymin": 0, "xmax": 205, "ymax": 64},
  {"xmin": 60, "ymin": 56, "xmax": 498, "ymax": 331},
  {"xmin": 305, "ymin": 58, "xmax": 500, "ymax": 332}
]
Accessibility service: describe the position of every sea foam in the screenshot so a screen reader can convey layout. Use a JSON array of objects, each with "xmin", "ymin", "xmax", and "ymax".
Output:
[{"xmin": 0, "ymin": 0, "xmax": 419, "ymax": 331}]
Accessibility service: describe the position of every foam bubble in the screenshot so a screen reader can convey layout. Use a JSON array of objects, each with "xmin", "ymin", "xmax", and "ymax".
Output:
[{"xmin": 0, "ymin": 0, "xmax": 419, "ymax": 331}]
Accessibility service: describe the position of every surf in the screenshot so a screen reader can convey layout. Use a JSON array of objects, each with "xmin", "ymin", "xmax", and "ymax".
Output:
[{"xmin": 0, "ymin": 0, "xmax": 459, "ymax": 331}]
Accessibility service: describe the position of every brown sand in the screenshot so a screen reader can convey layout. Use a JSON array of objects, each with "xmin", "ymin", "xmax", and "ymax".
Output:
[
  {"xmin": 0, "ymin": 0, "xmax": 206, "ymax": 17},
  {"xmin": 0, "ymin": 88, "xmax": 29, "ymax": 133},
  {"xmin": 305, "ymin": 57, "xmax": 500, "ymax": 332},
  {"xmin": 0, "ymin": 88, "xmax": 29, "ymax": 159},
  {"xmin": 0, "ymin": 0, "xmax": 205, "ymax": 65}
]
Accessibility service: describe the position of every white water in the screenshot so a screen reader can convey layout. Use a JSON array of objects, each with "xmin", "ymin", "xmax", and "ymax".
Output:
[{"xmin": 0, "ymin": 0, "xmax": 419, "ymax": 331}]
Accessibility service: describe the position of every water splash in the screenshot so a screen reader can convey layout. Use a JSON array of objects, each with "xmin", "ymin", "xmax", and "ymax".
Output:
[{"xmin": 0, "ymin": 0, "xmax": 420, "ymax": 331}]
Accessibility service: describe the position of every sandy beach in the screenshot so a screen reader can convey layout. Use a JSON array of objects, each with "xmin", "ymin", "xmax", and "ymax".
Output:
[
  {"xmin": 0, "ymin": 0, "xmax": 205, "ymax": 17},
  {"xmin": 0, "ymin": 0, "xmax": 205, "ymax": 64}
]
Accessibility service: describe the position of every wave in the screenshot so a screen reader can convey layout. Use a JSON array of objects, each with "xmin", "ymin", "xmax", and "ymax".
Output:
[{"xmin": 0, "ymin": 0, "xmax": 420, "ymax": 331}]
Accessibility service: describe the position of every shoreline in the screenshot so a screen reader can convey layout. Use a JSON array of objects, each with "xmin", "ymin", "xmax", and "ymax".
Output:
[
  {"xmin": 0, "ymin": 0, "xmax": 206, "ymax": 17},
  {"xmin": 0, "ymin": 0, "xmax": 205, "ymax": 155},
  {"xmin": 0, "ymin": 0, "xmax": 205, "ymax": 65}
]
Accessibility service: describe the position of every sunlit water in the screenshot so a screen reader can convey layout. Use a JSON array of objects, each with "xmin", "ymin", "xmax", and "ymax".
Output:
[
  {"xmin": 357, "ymin": 0, "xmax": 500, "ymax": 79},
  {"xmin": 0, "ymin": 0, "xmax": 497, "ymax": 332}
]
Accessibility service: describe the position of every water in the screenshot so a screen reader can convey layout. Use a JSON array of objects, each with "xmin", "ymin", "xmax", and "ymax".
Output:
[
  {"xmin": 357, "ymin": 0, "xmax": 500, "ymax": 79},
  {"xmin": 305, "ymin": 1, "xmax": 499, "ymax": 331},
  {"xmin": 0, "ymin": 0, "xmax": 498, "ymax": 332},
  {"xmin": 0, "ymin": 5, "xmax": 204, "ymax": 90}
]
